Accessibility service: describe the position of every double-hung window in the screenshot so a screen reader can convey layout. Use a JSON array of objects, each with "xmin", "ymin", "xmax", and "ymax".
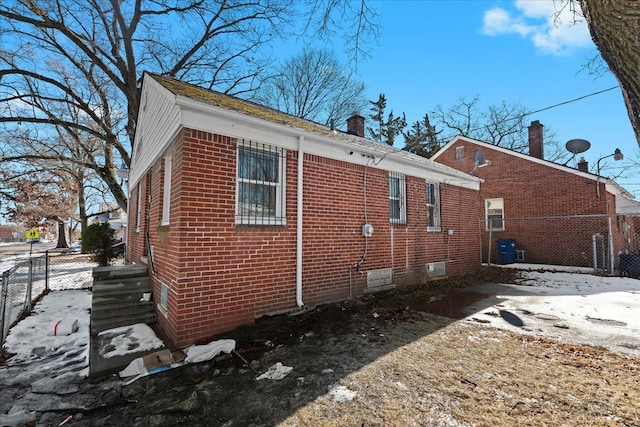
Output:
[
  {"xmin": 236, "ymin": 142, "xmax": 286, "ymax": 225},
  {"xmin": 485, "ymin": 198, "xmax": 505, "ymax": 231},
  {"xmin": 160, "ymin": 150, "xmax": 172, "ymax": 226},
  {"xmin": 389, "ymin": 172, "xmax": 406, "ymax": 224},
  {"xmin": 426, "ymin": 182, "xmax": 441, "ymax": 231}
]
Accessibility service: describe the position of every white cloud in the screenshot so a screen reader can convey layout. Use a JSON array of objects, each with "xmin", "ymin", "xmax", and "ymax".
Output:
[{"xmin": 481, "ymin": 0, "xmax": 591, "ymax": 56}]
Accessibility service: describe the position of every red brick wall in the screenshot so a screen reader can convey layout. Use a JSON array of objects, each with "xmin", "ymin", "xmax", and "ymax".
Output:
[
  {"xmin": 435, "ymin": 140, "xmax": 621, "ymax": 267},
  {"xmin": 129, "ymin": 129, "xmax": 481, "ymax": 347}
]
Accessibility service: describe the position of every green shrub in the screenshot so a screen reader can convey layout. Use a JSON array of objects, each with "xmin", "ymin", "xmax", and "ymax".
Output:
[{"xmin": 83, "ymin": 223, "xmax": 115, "ymax": 266}]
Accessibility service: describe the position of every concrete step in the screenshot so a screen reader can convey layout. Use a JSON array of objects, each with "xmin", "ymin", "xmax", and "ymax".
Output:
[
  {"xmin": 93, "ymin": 264, "xmax": 148, "ymax": 281},
  {"xmin": 92, "ymin": 276, "xmax": 150, "ymax": 296},
  {"xmin": 91, "ymin": 311, "xmax": 157, "ymax": 336},
  {"xmin": 92, "ymin": 292, "xmax": 152, "ymax": 306},
  {"xmin": 91, "ymin": 300, "xmax": 155, "ymax": 320}
]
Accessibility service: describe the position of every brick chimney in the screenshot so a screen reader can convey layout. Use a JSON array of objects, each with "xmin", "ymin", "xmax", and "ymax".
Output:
[
  {"xmin": 577, "ymin": 157, "xmax": 589, "ymax": 173},
  {"xmin": 528, "ymin": 120, "xmax": 544, "ymax": 159},
  {"xmin": 347, "ymin": 114, "xmax": 365, "ymax": 137}
]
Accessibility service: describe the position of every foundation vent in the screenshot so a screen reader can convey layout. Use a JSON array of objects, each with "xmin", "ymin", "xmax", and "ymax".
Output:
[
  {"xmin": 426, "ymin": 262, "xmax": 446, "ymax": 278},
  {"xmin": 367, "ymin": 268, "xmax": 393, "ymax": 289}
]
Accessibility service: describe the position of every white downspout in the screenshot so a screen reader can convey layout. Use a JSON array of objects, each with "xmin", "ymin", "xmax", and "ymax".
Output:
[{"xmin": 296, "ymin": 135, "xmax": 304, "ymax": 307}]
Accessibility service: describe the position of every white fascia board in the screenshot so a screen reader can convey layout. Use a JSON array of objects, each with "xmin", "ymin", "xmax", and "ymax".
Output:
[{"xmin": 178, "ymin": 97, "xmax": 480, "ymax": 191}]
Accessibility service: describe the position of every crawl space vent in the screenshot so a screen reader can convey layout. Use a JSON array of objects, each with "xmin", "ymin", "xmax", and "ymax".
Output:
[
  {"xmin": 426, "ymin": 262, "xmax": 446, "ymax": 279},
  {"xmin": 367, "ymin": 268, "xmax": 393, "ymax": 289}
]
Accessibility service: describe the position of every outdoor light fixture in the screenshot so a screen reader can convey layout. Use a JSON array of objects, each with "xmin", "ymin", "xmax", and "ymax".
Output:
[
  {"xmin": 596, "ymin": 148, "xmax": 623, "ymax": 199},
  {"xmin": 116, "ymin": 163, "xmax": 129, "ymax": 181}
]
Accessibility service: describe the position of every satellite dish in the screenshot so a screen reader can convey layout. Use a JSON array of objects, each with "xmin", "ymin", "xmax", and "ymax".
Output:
[
  {"xmin": 565, "ymin": 139, "xmax": 591, "ymax": 154},
  {"xmin": 474, "ymin": 149, "xmax": 486, "ymax": 165}
]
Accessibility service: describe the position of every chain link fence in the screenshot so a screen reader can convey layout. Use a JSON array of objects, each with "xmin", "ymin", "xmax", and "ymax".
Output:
[
  {"xmin": 1, "ymin": 251, "xmax": 96, "ymax": 345},
  {"xmin": 481, "ymin": 213, "xmax": 640, "ymax": 275},
  {"xmin": 1, "ymin": 254, "xmax": 48, "ymax": 345}
]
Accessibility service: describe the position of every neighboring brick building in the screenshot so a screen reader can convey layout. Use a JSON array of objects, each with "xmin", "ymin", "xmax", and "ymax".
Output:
[
  {"xmin": 127, "ymin": 73, "xmax": 482, "ymax": 348},
  {"xmin": 0, "ymin": 225, "xmax": 20, "ymax": 242},
  {"xmin": 432, "ymin": 121, "xmax": 640, "ymax": 271}
]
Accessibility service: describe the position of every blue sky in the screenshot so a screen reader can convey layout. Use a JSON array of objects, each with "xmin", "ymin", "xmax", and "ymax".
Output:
[{"xmin": 338, "ymin": 0, "xmax": 638, "ymax": 195}]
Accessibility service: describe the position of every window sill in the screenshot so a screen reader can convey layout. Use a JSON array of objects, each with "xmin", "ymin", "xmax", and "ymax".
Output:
[{"xmin": 157, "ymin": 303, "xmax": 168, "ymax": 319}]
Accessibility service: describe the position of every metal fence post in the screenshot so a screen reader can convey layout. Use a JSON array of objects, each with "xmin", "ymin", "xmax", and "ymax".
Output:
[
  {"xmin": 1, "ymin": 271, "xmax": 8, "ymax": 345},
  {"xmin": 26, "ymin": 258, "xmax": 33, "ymax": 312},
  {"xmin": 45, "ymin": 250, "xmax": 49, "ymax": 291}
]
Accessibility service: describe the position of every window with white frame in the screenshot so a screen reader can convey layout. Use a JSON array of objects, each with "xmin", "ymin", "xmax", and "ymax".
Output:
[
  {"xmin": 455, "ymin": 146, "xmax": 465, "ymax": 160},
  {"xmin": 426, "ymin": 182, "xmax": 441, "ymax": 231},
  {"xmin": 389, "ymin": 172, "xmax": 406, "ymax": 224},
  {"xmin": 485, "ymin": 198, "xmax": 505, "ymax": 231},
  {"xmin": 160, "ymin": 283, "xmax": 169, "ymax": 310},
  {"xmin": 161, "ymin": 150, "xmax": 172, "ymax": 226},
  {"xmin": 236, "ymin": 141, "xmax": 286, "ymax": 225}
]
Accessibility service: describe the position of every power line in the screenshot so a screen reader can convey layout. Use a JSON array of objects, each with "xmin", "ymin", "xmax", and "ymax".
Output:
[
  {"xmin": 523, "ymin": 86, "xmax": 619, "ymax": 117},
  {"xmin": 438, "ymin": 86, "xmax": 620, "ymax": 142}
]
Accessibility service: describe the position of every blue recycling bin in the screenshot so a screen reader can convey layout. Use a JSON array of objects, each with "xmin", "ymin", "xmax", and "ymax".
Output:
[{"xmin": 496, "ymin": 239, "xmax": 516, "ymax": 264}]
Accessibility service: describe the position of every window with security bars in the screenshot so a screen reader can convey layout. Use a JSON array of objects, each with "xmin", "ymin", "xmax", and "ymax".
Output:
[
  {"xmin": 389, "ymin": 172, "xmax": 406, "ymax": 224},
  {"xmin": 236, "ymin": 141, "xmax": 286, "ymax": 225},
  {"xmin": 426, "ymin": 182, "xmax": 441, "ymax": 231},
  {"xmin": 485, "ymin": 198, "xmax": 504, "ymax": 231}
]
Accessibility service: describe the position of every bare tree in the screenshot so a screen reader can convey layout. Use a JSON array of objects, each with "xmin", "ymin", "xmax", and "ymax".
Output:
[
  {"xmin": 432, "ymin": 95, "xmax": 570, "ymax": 163},
  {"xmin": 432, "ymin": 96, "xmax": 530, "ymax": 151},
  {"xmin": 0, "ymin": 1, "xmax": 380, "ymax": 211},
  {"xmin": 570, "ymin": 1, "xmax": 640, "ymax": 146},
  {"xmin": 254, "ymin": 49, "xmax": 367, "ymax": 126}
]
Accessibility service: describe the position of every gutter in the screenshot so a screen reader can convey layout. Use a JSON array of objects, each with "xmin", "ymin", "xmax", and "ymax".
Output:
[{"xmin": 296, "ymin": 135, "xmax": 304, "ymax": 307}]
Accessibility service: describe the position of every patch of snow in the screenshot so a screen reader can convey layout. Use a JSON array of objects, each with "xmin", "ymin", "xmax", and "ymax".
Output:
[
  {"xmin": 468, "ymin": 270, "xmax": 640, "ymax": 357},
  {"xmin": 327, "ymin": 384, "xmax": 357, "ymax": 403},
  {"xmin": 97, "ymin": 323, "xmax": 165, "ymax": 359},
  {"xmin": 0, "ymin": 290, "xmax": 91, "ymax": 385}
]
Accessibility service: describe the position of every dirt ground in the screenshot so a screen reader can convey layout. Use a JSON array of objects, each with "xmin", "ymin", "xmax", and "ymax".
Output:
[
  {"xmin": 3, "ymin": 267, "xmax": 639, "ymax": 426},
  {"xmin": 50, "ymin": 267, "xmax": 638, "ymax": 427}
]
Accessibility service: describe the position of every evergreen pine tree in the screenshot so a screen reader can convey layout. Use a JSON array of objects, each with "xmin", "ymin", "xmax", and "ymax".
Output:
[
  {"xmin": 402, "ymin": 113, "xmax": 442, "ymax": 158},
  {"xmin": 367, "ymin": 94, "xmax": 386, "ymax": 143},
  {"xmin": 383, "ymin": 111, "xmax": 407, "ymax": 146}
]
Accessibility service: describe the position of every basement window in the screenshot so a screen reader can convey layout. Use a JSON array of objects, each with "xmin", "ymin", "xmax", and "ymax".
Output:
[
  {"xmin": 236, "ymin": 141, "xmax": 286, "ymax": 226},
  {"xmin": 389, "ymin": 172, "xmax": 406, "ymax": 224},
  {"xmin": 160, "ymin": 283, "xmax": 169, "ymax": 310}
]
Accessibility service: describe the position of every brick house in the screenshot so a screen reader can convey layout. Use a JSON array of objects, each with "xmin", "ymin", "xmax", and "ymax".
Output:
[
  {"xmin": 126, "ymin": 73, "xmax": 482, "ymax": 348},
  {"xmin": 432, "ymin": 121, "xmax": 640, "ymax": 272}
]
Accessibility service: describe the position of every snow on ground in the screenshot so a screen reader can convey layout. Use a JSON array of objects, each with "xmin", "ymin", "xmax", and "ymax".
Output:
[
  {"xmin": 0, "ymin": 261, "xmax": 165, "ymax": 387},
  {"xmin": 0, "ymin": 289, "xmax": 91, "ymax": 386},
  {"xmin": 2, "ymin": 262, "xmax": 640, "ymax": 391},
  {"xmin": 463, "ymin": 267, "xmax": 640, "ymax": 357}
]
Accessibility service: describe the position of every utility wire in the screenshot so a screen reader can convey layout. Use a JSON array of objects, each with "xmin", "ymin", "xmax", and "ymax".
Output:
[
  {"xmin": 438, "ymin": 86, "xmax": 619, "ymax": 142},
  {"xmin": 523, "ymin": 86, "xmax": 618, "ymax": 117}
]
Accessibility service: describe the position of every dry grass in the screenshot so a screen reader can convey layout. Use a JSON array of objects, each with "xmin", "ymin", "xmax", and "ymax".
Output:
[{"xmin": 280, "ymin": 321, "xmax": 640, "ymax": 426}]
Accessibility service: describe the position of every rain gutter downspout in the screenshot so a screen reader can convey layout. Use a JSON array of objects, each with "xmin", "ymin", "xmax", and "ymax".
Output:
[{"xmin": 296, "ymin": 135, "xmax": 304, "ymax": 307}]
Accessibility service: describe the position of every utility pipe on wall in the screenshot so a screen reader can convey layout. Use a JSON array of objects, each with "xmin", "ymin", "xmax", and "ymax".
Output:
[{"xmin": 296, "ymin": 135, "xmax": 304, "ymax": 307}]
